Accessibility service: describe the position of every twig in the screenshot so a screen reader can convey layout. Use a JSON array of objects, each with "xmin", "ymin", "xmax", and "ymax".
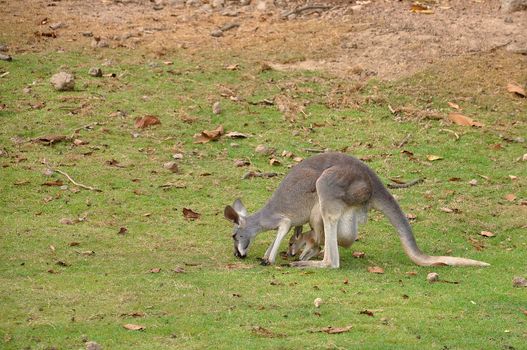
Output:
[
  {"xmin": 282, "ymin": 4, "xmax": 332, "ymax": 19},
  {"xmin": 303, "ymin": 148, "xmax": 326, "ymax": 153},
  {"xmin": 387, "ymin": 178, "xmax": 424, "ymax": 189},
  {"xmin": 397, "ymin": 133, "xmax": 411, "ymax": 148},
  {"xmin": 55, "ymin": 169, "xmax": 102, "ymax": 192},
  {"xmin": 70, "ymin": 122, "xmax": 102, "ymax": 139}
]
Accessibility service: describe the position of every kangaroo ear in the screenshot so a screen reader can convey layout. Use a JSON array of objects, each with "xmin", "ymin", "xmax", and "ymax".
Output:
[
  {"xmin": 232, "ymin": 198, "xmax": 248, "ymax": 217},
  {"xmin": 224, "ymin": 205, "xmax": 240, "ymax": 224}
]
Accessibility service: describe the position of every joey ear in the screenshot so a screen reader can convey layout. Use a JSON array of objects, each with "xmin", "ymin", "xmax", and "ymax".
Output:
[
  {"xmin": 232, "ymin": 198, "xmax": 248, "ymax": 217},
  {"xmin": 224, "ymin": 205, "xmax": 240, "ymax": 224}
]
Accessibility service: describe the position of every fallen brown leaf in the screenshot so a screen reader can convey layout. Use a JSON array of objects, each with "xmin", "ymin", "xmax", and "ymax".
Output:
[
  {"xmin": 479, "ymin": 231, "xmax": 495, "ymax": 238},
  {"xmin": 352, "ymin": 251, "xmax": 365, "ymax": 258},
  {"xmin": 251, "ymin": 326, "xmax": 284, "ymax": 338},
  {"xmin": 123, "ymin": 324, "xmax": 145, "ymax": 331},
  {"xmin": 42, "ymin": 180, "xmax": 64, "ymax": 187},
  {"xmin": 521, "ymin": 309, "xmax": 527, "ymax": 317},
  {"xmin": 319, "ymin": 325, "xmax": 353, "ymax": 334},
  {"xmin": 507, "ymin": 82, "xmax": 526, "ymax": 97},
  {"xmin": 427, "ymin": 155, "xmax": 443, "ymax": 161},
  {"xmin": 118, "ymin": 227, "xmax": 128, "ymax": 235},
  {"xmin": 193, "ymin": 125, "xmax": 224, "ymax": 144},
  {"xmin": 34, "ymin": 135, "xmax": 69, "ymax": 145},
  {"xmin": 368, "ymin": 266, "xmax": 384, "ymax": 274},
  {"xmin": 183, "ymin": 208, "xmax": 201, "ymax": 220},
  {"xmin": 447, "ymin": 102, "xmax": 460, "ymax": 110},
  {"xmin": 504, "ymin": 193, "xmax": 517, "ymax": 202},
  {"xmin": 410, "ymin": 4, "xmax": 433, "ymax": 14},
  {"xmin": 149, "ymin": 268, "xmax": 161, "ymax": 273},
  {"xmin": 448, "ymin": 113, "xmax": 484, "ymax": 127},
  {"xmin": 360, "ymin": 310, "xmax": 374, "ymax": 317},
  {"xmin": 134, "ymin": 115, "xmax": 161, "ymax": 129},
  {"xmin": 173, "ymin": 266, "xmax": 185, "ymax": 273}
]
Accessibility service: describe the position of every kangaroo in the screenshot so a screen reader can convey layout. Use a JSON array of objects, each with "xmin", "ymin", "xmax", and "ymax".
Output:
[
  {"xmin": 224, "ymin": 152, "xmax": 489, "ymax": 268},
  {"xmin": 288, "ymin": 202, "xmax": 366, "ymax": 261}
]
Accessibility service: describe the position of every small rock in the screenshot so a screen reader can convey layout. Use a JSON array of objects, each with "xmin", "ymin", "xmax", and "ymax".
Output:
[
  {"xmin": 212, "ymin": 101, "xmax": 221, "ymax": 114},
  {"xmin": 22, "ymin": 87, "xmax": 31, "ymax": 94},
  {"xmin": 43, "ymin": 168, "xmax": 55, "ymax": 176},
  {"xmin": 314, "ymin": 297, "xmax": 323, "ymax": 308},
  {"xmin": 163, "ymin": 161, "xmax": 179, "ymax": 173},
  {"xmin": 427, "ymin": 272, "xmax": 439, "ymax": 283},
  {"xmin": 0, "ymin": 53, "xmax": 12, "ymax": 61},
  {"xmin": 85, "ymin": 341, "xmax": 102, "ymax": 350},
  {"xmin": 255, "ymin": 144, "xmax": 269, "ymax": 154},
  {"xmin": 512, "ymin": 276, "xmax": 527, "ymax": 287},
  {"xmin": 172, "ymin": 153, "xmax": 184, "ymax": 160},
  {"xmin": 88, "ymin": 67, "xmax": 103, "ymax": 77},
  {"xmin": 49, "ymin": 22, "xmax": 65, "ymax": 30},
  {"xmin": 210, "ymin": 29, "xmax": 223, "ymax": 37},
  {"xmin": 468, "ymin": 179, "xmax": 478, "ymax": 186},
  {"xmin": 81, "ymin": 31, "xmax": 93, "ymax": 37},
  {"xmin": 50, "ymin": 72, "xmax": 75, "ymax": 91},
  {"xmin": 240, "ymin": 0, "xmax": 251, "ymax": 5},
  {"xmin": 153, "ymin": 4, "xmax": 164, "ymax": 10}
]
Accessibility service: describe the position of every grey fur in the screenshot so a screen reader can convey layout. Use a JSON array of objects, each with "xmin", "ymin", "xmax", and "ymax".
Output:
[{"xmin": 224, "ymin": 152, "xmax": 489, "ymax": 268}]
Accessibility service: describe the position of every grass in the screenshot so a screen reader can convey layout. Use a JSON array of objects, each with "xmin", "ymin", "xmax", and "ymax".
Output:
[{"xmin": 1, "ymin": 48, "xmax": 526, "ymax": 350}]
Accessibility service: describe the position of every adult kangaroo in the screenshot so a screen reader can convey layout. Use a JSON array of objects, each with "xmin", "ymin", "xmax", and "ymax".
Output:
[{"xmin": 224, "ymin": 152, "xmax": 489, "ymax": 268}]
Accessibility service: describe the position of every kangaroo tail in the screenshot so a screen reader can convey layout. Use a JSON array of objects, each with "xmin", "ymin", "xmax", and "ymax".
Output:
[{"xmin": 371, "ymin": 184, "xmax": 490, "ymax": 267}]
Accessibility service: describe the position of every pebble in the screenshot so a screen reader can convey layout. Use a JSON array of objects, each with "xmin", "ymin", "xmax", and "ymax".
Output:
[
  {"xmin": 85, "ymin": 341, "xmax": 102, "ymax": 350},
  {"xmin": 426, "ymin": 272, "xmax": 439, "ymax": 283},
  {"xmin": 88, "ymin": 67, "xmax": 103, "ymax": 77},
  {"xmin": 163, "ymin": 161, "xmax": 180, "ymax": 173},
  {"xmin": 212, "ymin": 101, "xmax": 221, "ymax": 114},
  {"xmin": 210, "ymin": 29, "xmax": 223, "ymax": 37},
  {"xmin": 50, "ymin": 71, "xmax": 75, "ymax": 91},
  {"xmin": 0, "ymin": 53, "xmax": 12, "ymax": 61}
]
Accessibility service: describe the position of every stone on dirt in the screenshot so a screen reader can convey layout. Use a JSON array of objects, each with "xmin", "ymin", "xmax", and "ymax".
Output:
[
  {"xmin": 50, "ymin": 72, "xmax": 75, "ymax": 91},
  {"xmin": 210, "ymin": 29, "xmax": 223, "ymax": 37}
]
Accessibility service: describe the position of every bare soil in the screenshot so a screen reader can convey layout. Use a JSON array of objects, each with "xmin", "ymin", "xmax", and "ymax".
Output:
[{"xmin": 2, "ymin": 0, "xmax": 526, "ymax": 79}]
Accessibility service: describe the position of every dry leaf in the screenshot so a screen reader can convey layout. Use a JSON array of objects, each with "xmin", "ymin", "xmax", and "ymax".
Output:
[
  {"xmin": 521, "ymin": 309, "xmax": 527, "ymax": 317},
  {"xmin": 149, "ymin": 268, "xmax": 161, "ymax": 273},
  {"xmin": 352, "ymin": 251, "xmax": 365, "ymax": 258},
  {"xmin": 410, "ymin": 4, "xmax": 434, "ymax": 14},
  {"xmin": 427, "ymin": 155, "xmax": 443, "ymax": 161},
  {"xmin": 251, "ymin": 326, "xmax": 283, "ymax": 338},
  {"xmin": 193, "ymin": 125, "xmax": 224, "ymax": 144},
  {"xmin": 447, "ymin": 102, "xmax": 460, "ymax": 110},
  {"xmin": 173, "ymin": 266, "xmax": 185, "ymax": 273},
  {"xmin": 406, "ymin": 213, "xmax": 417, "ymax": 220},
  {"xmin": 183, "ymin": 208, "xmax": 201, "ymax": 220},
  {"xmin": 440, "ymin": 207, "xmax": 454, "ymax": 213},
  {"xmin": 504, "ymin": 193, "xmax": 517, "ymax": 202},
  {"xmin": 123, "ymin": 324, "xmax": 145, "ymax": 331},
  {"xmin": 448, "ymin": 113, "xmax": 484, "ymax": 127},
  {"xmin": 134, "ymin": 115, "xmax": 161, "ymax": 129},
  {"xmin": 269, "ymin": 158, "xmax": 281, "ymax": 166},
  {"xmin": 320, "ymin": 325, "xmax": 353, "ymax": 334},
  {"xmin": 406, "ymin": 271, "xmax": 417, "ymax": 276},
  {"xmin": 507, "ymin": 82, "xmax": 526, "ymax": 97},
  {"xmin": 60, "ymin": 218, "xmax": 74, "ymax": 225},
  {"xmin": 118, "ymin": 226, "xmax": 128, "ymax": 235},
  {"xmin": 225, "ymin": 64, "xmax": 239, "ymax": 71},
  {"xmin": 34, "ymin": 135, "xmax": 68, "ymax": 145},
  {"xmin": 360, "ymin": 310, "xmax": 374, "ymax": 317},
  {"xmin": 368, "ymin": 266, "xmax": 384, "ymax": 274},
  {"xmin": 479, "ymin": 231, "xmax": 495, "ymax": 238}
]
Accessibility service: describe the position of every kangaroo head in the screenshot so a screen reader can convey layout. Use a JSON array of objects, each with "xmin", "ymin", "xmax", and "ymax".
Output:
[
  {"xmin": 288, "ymin": 227, "xmax": 306, "ymax": 257},
  {"xmin": 224, "ymin": 199, "xmax": 256, "ymax": 259}
]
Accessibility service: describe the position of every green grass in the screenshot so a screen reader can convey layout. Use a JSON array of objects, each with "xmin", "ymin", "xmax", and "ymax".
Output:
[{"xmin": 1, "ymin": 49, "xmax": 526, "ymax": 350}]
